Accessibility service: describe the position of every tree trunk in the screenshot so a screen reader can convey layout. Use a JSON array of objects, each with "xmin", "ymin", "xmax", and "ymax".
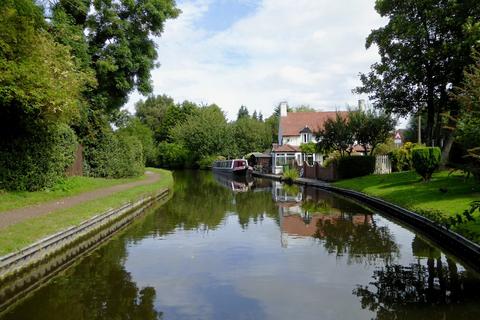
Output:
[{"xmin": 440, "ymin": 132, "xmax": 454, "ymax": 168}]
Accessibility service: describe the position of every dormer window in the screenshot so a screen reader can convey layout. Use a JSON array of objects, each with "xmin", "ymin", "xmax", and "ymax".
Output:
[{"xmin": 299, "ymin": 126, "xmax": 312, "ymax": 144}]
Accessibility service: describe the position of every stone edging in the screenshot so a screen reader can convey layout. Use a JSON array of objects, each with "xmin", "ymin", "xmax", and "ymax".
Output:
[
  {"xmin": 253, "ymin": 172, "xmax": 480, "ymax": 270},
  {"xmin": 0, "ymin": 188, "xmax": 170, "ymax": 312}
]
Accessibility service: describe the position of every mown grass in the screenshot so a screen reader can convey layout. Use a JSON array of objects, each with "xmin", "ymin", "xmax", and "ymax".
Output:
[
  {"xmin": 0, "ymin": 175, "xmax": 148, "ymax": 212},
  {"xmin": 333, "ymin": 170, "xmax": 480, "ymax": 242},
  {"xmin": 0, "ymin": 168, "xmax": 173, "ymax": 255}
]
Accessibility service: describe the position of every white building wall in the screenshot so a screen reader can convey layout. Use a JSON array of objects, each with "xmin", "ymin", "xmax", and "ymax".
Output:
[{"xmin": 282, "ymin": 135, "xmax": 316, "ymax": 147}]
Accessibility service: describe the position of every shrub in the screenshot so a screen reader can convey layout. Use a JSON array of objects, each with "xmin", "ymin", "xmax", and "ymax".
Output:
[
  {"xmin": 412, "ymin": 147, "xmax": 441, "ymax": 181},
  {"xmin": 282, "ymin": 167, "xmax": 299, "ymax": 184},
  {"xmin": 388, "ymin": 142, "xmax": 418, "ymax": 172},
  {"xmin": 0, "ymin": 124, "xmax": 77, "ymax": 191},
  {"xmin": 83, "ymin": 131, "xmax": 144, "ymax": 178},
  {"xmin": 337, "ymin": 156, "xmax": 375, "ymax": 179}
]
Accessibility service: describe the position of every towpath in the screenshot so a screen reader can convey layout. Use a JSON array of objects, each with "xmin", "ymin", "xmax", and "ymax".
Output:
[{"xmin": 0, "ymin": 171, "xmax": 161, "ymax": 230}]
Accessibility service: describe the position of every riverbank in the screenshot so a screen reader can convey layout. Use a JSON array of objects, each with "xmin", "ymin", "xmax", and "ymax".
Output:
[
  {"xmin": 332, "ymin": 171, "xmax": 480, "ymax": 242},
  {"xmin": 0, "ymin": 168, "xmax": 173, "ymax": 255},
  {"xmin": 252, "ymin": 170, "xmax": 480, "ymax": 268},
  {"xmin": 333, "ymin": 171, "xmax": 479, "ymax": 217}
]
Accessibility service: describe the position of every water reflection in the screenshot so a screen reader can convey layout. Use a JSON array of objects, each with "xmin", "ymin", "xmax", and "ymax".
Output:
[
  {"xmin": 1, "ymin": 240, "xmax": 162, "ymax": 320},
  {"xmin": 2, "ymin": 171, "xmax": 480, "ymax": 320},
  {"xmin": 212, "ymin": 172, "xmax": 253, "ymax": 193},
  {"xmin": 354, "ymin": 238, "xmax": 480, "ymax": 319}
]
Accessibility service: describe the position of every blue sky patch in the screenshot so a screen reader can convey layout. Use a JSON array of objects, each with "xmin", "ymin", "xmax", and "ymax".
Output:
[{"xmin": 194, "ymin": 0, "xmax": 259, "ymax": 33}]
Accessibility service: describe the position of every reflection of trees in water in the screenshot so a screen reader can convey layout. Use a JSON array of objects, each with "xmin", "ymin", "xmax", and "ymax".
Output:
[
  {"xmin": 313, "ymin": 213, "xmax": 399, "ymax": 264},
  {"xmin": 1, "ymin": 240, "xmax": 161, "ymax": 320},
  {"xmin": 235, "ymin": 191, "xmax": 279, "ymax": 228},
  {"xmin": 134, "ymin": 171, "xmax": 235, "ymax": 238},
  {"xmin": 354, "ymin": 236, "xmax": 480, "ymax": 320}
]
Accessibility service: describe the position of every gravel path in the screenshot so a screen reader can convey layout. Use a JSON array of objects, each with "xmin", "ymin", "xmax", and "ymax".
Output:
[{"xmin": 0, "ymin": 171, "xmax": 161, "ymax": 230}]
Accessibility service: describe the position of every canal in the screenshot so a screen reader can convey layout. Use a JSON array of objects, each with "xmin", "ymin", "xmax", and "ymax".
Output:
[{"xmin": 2, "ymin": 171, "xmax": 480, "ymax": 320}]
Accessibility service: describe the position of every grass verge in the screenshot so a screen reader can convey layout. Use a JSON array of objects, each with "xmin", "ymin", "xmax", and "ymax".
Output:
[
  {"xmin": 0, "ymin": 175, "xmax": 148, "ymax": 213},
  {"xmin": 0, "ymin": 168, "xmax": 173, "ymax": 256},
  {"xmin": 333, "ymin": 170, "xmax": 480, "ymax": 242}
]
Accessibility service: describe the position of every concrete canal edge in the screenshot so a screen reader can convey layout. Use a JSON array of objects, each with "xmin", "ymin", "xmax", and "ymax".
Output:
[
  {"xmin": 0, "ymin": 187, "xmax": 171, "ymax": 312},
  {"xmin": 253, "ymin": 172, "xmax": 480, "ymax": 271}
]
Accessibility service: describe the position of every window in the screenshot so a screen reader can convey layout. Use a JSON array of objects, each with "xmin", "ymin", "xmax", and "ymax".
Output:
[
  {"xmin": 275, "ymin": 153, "xmax": 296, "ymax": 166},
  {"xmin": 302, "ymin": 133, "xmax": 309, "ymax": 143}
]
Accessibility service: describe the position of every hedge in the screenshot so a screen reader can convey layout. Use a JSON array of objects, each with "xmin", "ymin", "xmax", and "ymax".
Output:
[
  {"xmin": 83, "ymin": 131, "xmax": 144, "ymax": 178},
  {"xmin": 0, "ymin": 124, "xmax": 77, "ymax": 191},
  {"xmin": 337, "ymin": 156, "xmax": 376, "ymax": 179}
]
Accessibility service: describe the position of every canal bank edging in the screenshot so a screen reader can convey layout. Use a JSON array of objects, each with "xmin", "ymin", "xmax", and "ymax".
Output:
[
  {"xmin": 0, "ymin": 188, "xmax": 170, "ymax": 280},
  {"xmin": 0, "ymin": 188, "xmax": 171, "ymax": 313},
  {"xmin": 252, "ymin": 171, "xmax": 480, "ymax": 270}
]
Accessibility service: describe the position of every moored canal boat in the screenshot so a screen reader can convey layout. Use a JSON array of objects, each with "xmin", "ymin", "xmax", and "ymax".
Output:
[{"xmin": 212, "ymin": 159, "xmax": 252, "ymax": 176}]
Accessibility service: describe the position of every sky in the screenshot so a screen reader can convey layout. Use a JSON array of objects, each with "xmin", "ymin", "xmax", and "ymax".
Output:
[{"xmin": 124, "ymin": 0, "xmax": 387, "ymax": 120}]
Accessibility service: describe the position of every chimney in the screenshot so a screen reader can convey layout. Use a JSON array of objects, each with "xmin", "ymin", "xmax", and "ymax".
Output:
[
  {"xmin": 280, "ymin": 101, "xmax": 288, "ymax": 117},
  {"xmin": 358, "ymin": 99, "xmax": 366, "ymax": 111}
]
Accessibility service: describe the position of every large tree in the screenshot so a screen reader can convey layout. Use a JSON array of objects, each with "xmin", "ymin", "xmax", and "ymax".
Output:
[
  {"xmin": 454, "ymin": 52, "xmax": 480, "ymax": 179},
  {"xmin": 49, "ymin": 0, "xmax": 180, "ymax": 113},
  {"xmin": 355, "ymin": 0, "xmax": 480, "ymax": 160}
]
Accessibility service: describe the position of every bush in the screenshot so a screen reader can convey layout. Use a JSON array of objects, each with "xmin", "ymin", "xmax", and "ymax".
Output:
[
  {"xmin": 337, "ymin": 156, "xmax": 375, "ymax": 179},
  {"xmin": 412, "ymin": 147, "xmax": 441, "ymax": 181},
  {"xmin": 0, "ymin": 124, "xmax": 77, "ymax": 191},
  {"xmin": 282, "ymin": 167, "xmax": 299, "ymax": 184},
  {"xmin": 84, "ymin": 131, "xmax": 144, "ymax": 178},
  {"xmin": 388, "ymin": 142, "xmax": 418, "ymax": 172}
]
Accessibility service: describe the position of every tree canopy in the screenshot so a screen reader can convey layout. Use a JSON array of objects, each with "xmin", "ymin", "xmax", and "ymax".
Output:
[
  {"xmin": 355, "ymin": 0, "xmax": 480, "ymax": 153},
  {"xmin": 49, "ymin": 0, "xmax": 180, "ymax": 113}
]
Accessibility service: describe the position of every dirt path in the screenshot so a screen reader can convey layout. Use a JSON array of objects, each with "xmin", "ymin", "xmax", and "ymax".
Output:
[{"xmin": 0, "ymin": 171, "xmax": 161, "ymax": 230}]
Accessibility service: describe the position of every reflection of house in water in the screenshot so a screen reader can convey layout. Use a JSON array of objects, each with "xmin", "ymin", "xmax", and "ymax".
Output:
[
  {"xmin": 273, "ymin": 184, "xmax": 372, "ymax": 248},
  {"xmin": 272, "ymin": 181, "xmax": 302, "ymax": 203},
  {"xmin": 213, "ymin": 172, "xmax": 253, "ymax": 193}
]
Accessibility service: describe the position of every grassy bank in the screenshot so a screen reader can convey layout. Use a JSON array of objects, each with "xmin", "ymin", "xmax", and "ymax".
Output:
[
  {"xmin": 0, "ymin": 175, "xmax": 148, "ymax": 212},
  {"xmin": 333, "ymin": 170, "xmax": 480, "ymax": 242},
  {"xmin": 0, "ymin": 168, "xmax": 173, "ymax": 255}
]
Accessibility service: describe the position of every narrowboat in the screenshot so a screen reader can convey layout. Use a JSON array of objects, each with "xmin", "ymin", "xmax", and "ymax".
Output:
[{"xmin": 212, "ymin": 159, "xmax": 252, "ymax": 176}]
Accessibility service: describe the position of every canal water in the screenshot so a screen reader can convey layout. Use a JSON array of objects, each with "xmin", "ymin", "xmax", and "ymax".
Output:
[{"xmin": 2, "ymin": 171, "xmax": 480, "ymax": 320}]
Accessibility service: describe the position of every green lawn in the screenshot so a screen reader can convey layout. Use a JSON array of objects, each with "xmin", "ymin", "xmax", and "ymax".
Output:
[
  {"xmin": 0, "ymin": 175, "xmax": 148, "ymax": 212},
  {"xmin": 0, "ymin": 168, "xmax": 173, "ymax": 255},
  {"xmin": 333, "ymin": 170, "xmax": 480, "ymax": 242}
]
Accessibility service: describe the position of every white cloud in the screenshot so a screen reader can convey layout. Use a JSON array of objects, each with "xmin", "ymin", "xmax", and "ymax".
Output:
[{"xmin": 125, "ymin": 0, "xmax": 387, "ymax": 120}]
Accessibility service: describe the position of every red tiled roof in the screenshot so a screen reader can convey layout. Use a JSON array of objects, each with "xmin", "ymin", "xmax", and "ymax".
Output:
[
  {"xmin": 272, "ymin": 144, "xmax": 301, "ymax": 153},
  {"xmin": 280, "ymin": 111, "xmax": 348, "ymax": 136}
]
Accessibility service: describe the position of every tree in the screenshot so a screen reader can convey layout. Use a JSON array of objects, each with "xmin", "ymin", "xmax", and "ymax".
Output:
[
  {"xmin": 117, "ymin": 117, "xmax": 157, "ymax": 166},
  {"xmin": 171, "ymin": 104, "xmax": 236, "ymax": 161},
  {"xmin": 233, "ymin": 117, "xmax": 271, "ymax": 156},
  {"xmin": 157, "ymin": 100, "xmax": 198, "ymax": 142},
  {"xmin": 316, "ymin": 112, "xmax": 355, "ymax": 157},
  {"xmin": 355, "ymin": 0, "xmax": 480, "ymax": 161},
  {"xmin": 135, "ymin": 94, "xmax": 175, "ymax": 140},
  {"xmin": 454, "ymin": 51, "xmax": 480, "ymax": 180},
  {"xmin": 294, "ymin": 105, "xmax": 316, "ymax": 112},
  {"xmin": 252, "ymin": 110, "xmax": 258, "ymax": 121},
  {"xmin": 51, "ymin": 0, "xmax": 180, "ymax": 113},
  {"xmin": 349, "ymin": 109, "xmax": 396, "ymax": 155},
  {"xmin": 0, "ymin": 0, "xmax": 92, "ymax": 130},
  {"xmin": 237, "ymin": 105, "xmax": 249, "ymax": 120}
]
